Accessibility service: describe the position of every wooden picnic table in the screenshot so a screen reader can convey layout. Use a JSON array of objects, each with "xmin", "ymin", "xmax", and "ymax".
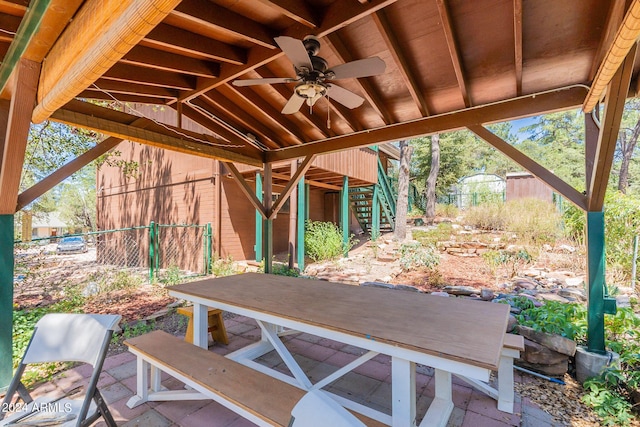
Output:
[{"xmin": 169, "ymin": 273, "xmax": 510, "ymax": 427}]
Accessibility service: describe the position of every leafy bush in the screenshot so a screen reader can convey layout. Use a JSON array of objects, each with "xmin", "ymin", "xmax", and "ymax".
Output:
[
  {"xmin": 258, "ymin": 261, "xmax": 299, "ymax": 277},
  {"xmin": 482, "ymin": 248, "xmax": 534, "ymax": 278},
  {"xmin": 563, "ymin": 192, "xmax": 640, "ymax": 283},
  {"xmin": 515, "ymin": 300, "xmax": 586, "ymax": 340},
  {"xmin": 304, "ymin": 220, "xmax": 356, "ymax": 262},
  {"xmin": 463, "ymin": 202, "xmax": 505, "ymax": 230},
  {"xmin": 398, "ymin": 241, "xmax": 439, "ymax": 271},
  {"xmin": 210, "ymin": 254, "xmax": 237, "ymax": 277}
]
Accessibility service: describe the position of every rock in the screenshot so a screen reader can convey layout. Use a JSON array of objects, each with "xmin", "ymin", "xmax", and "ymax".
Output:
[
  {"xmin": 507, "ymin": 315, "xmax": 518, "ymax": 332},
  {"xmin": 517, "ymin": 293, "xmax": 543, "ymax": 306},
  {"xmin": 536, "ymin": 293, "xmax": 571, "ymax": 303},
  {"xmin": 361, "ymin": 281, "xmax": 394, "ymax": 289},
  {"xmin": 557, "ymin": 244, "xmax": 576, "ymax": 253},
  {"xmin": 430, "ymin": 291, "xmax": 450, "ymax": 297},
  {"xmin": 558, "ymin": 288, "xmax": 586, "ymax": 301},
  {"xmin": 564, "ymin": 277, "xmax": 585, "ymax": 287},
  {"xmin": 513, "ymin": 278, "xmax": 537, "ymax": 290},
  {"xmin": 616, "ymin": 295, "xmax": 631, "ymax": 308},
  {"xmin": 516, "ymin": 325, "xmax": 577, "ymax": 356},
  {"xmin": 394, "ymin": 284, "xmax": 421, "ymax": 293},
  {"xmin": 442, "ymin": 285, "xmax": 481, "ymax": 296},
  {"xmin": 521, "ymin": 338, "xmax": 569, "ymax": 365},
  {"xmin": 480, "ymin": 288, "xmax": 495, "ymax": 301}
]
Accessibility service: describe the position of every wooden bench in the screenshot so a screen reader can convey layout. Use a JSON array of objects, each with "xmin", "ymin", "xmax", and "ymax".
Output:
[
  {"xmin": 176, "ymin": 305, "xmax": 229, "ymax": 345},
  {"xmin": 455, "ymin": 333, "xmax": 525, "ymax": 413},
  {"xmin": 124, "ymin": 331, "xmax": 387, "ymax": 427}
]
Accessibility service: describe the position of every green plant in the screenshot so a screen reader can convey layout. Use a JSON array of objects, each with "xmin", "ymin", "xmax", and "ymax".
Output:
[
  {"xmin": 482, "ymin": 248, "xmax": 533, "ymax": 278},
  {"xmin": 160, "ymin": 265, "xmax": 184, "ymax": 286},
  {"xmin": 516, "ymin": 300, "xmax": 586, "ymax": 340},
  {"xmin": 582, "ymin": 375, "xmax": 635, "ymax": 426},
  {"xmin": 304, "ymin": 220, "xmax": 356, "ymax": 262},
  {"xmin": 210, "ymin": 254, "xmax": 237, "ymax": 277},
  {"xmin": 99, "ymin": 270, "xmax": 143, "ymax": 294},
  {"xmin": 121, "ymin": 320, "xmax": 156, "ymax": 340},
  {"xmin": 412, "ymin": 222, "xmax": 454, "ymax": 247},
  {"xmin": 258, "ymin": 261, "xmax": 300, "ymax": 277},
  {"xmin": 398, "ymin": 241, "xmax": 439, "ymax": 272}
]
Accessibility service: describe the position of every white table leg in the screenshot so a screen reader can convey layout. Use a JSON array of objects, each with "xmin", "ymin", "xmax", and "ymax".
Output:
[
  {"xmin": 392, "ymin": 357, "xmax": 417, "ymax": 427},
  {"xmin": 126, "ymin": 357, "xmax": 149, "ymax": 408},
  {"xmin": 193, "ymin": 302, "xmax": 208, "ymax": 348},
  {"xmin": 420, "ymin": 369, "xmax": 454, "ymax": 427}
]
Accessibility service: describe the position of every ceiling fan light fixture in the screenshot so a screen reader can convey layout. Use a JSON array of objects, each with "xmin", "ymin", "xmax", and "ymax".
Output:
[{"xmin": 295, "ymin": 83, "xmax": 327, "ymax": 106}]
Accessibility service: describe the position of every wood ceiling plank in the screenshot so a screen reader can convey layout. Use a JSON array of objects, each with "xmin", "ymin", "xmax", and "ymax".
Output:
[
  {"xmin": 513, "ymin": 0, "xmax": 522, "ymax": 96},
  {"xmin": 326, "ymin": 33, "xmax": 393, "ymax": 125},
  {"xmin": 145, "ymin": 23, "xmax": 247, "ymax": 65},
  {"xmin": 268, "ymin": 154, "xmax": 315, "ymax": 219},
  {"xmin": 197, "ymin": 92, "xmax": 280, "ymax": 149},
  {"xmin": 173, "ymin": 0, "xmax": 276, "ymax": 49},
  {"xmin": 90, "ymin": 79, "xmax": 179, "ymax": 99},
  {"xmin": 468, "ymin": 124, "xmax": 586, "ymax": 210},
  {"xmin": 0, "ymin": 1, "xmax": 27, "ymax": 16},
  {"xmin": 225, "ymin": 83, "xmax": 307, "ymax": 145},
  {"xmin": 436, "ymin": 0, "xmax": 471, "ymax": 107},
  {"xmin": 588, "ymin": 0, "xmax": 627, "ymax": 81},
  {"xmin": 272, "ymin": 172, "xmax": 341, "ymax": 190},
  {"xmin": 50, "ymin": 101, "xmax": 264, "ymax": 167},
  {"xmin": 372, "ymin": 10, "xmax": 429, "ymax": 117},
  {"xmin": 77, "ymin": 91, "xmax": 174, "ymax": 105},
  {"xmin": 179, "ymin": 0, "xmax": 397, "ymax": 102},
  {"xmin": 588, "ymin": 43, "xmax": 636, "ymax": 211},
  {"xmin": 265, "ymin": 86, "xmax": 587, "ymax": 163},
  {"xmin": 254, "ymin": 0, "xmax": 318, "ymax": 28},
  {"xmin": 121, "ymin": 45, "xmax": 220, "ymax": 78},
  {"xmin": 101, "ymin": 63, "xmax": 196, "ymax": 90},
  {"xmin": 0, "ymin": 59, "xmax": 39, "ymax": 214}
]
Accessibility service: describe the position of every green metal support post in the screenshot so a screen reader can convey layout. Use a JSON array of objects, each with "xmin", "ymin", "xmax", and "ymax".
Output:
[
  {"xmin": 255, "ymin": 172, "xmax": 263, "ymax": 262},
  {"xmin": 148, "ymin": 221, "xmax": 155, "ymax": 283},
  {"xmin": 263, "ymin": 165, "xmax": 273, "ymax": 274},
  {"xmin": 372, "ymin": 185, "xmax": 380, "ymax": 240},
  {"xmin": 0, "ymin": 215, "xmax": 14, "ymax": 390},
  {"xmin": 205, "ymin": 223, "xmax": 212, "ymax": 275},
  {"xmin": 586, "ymin": 211, "xmax": 607, "ymax": 354},
  {"xmin": 341, "ymin": 176, "xmax": 349, "ymax": 257},
  {"xmin": 297, "ymin": 177, "xmax": 306, "ymax": 270}
]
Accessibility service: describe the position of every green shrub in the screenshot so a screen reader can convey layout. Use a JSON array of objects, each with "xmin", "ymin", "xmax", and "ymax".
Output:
[
  {"xmin": 463, "ymin": 202, "xmax": 505, "ymax": 230},
  {"xmin": 398, "ymin": 241, "xmax": 439, "ymax": 271},
  {"xmin": 101, "ymin": 270, "xmax": 143, "ymax": 293},
  {"xmin": 515, "ymin": 300, "xmax": 586, "ymax": 340},
  {"xmin": 482, "ymin": 248, "xmax": 534, "ymax": 278},
  {"xmin": 305, "ymin": 220, "xmax": 356, "ymax": 262},
  {"xmin": 210, "ymin": 254, "xmax": 237, "ymax": 277}
]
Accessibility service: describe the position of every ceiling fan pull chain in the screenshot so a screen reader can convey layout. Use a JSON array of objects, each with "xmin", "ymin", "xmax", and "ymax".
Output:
[{"xmin": 326, "ymin": 95, "xmax": 331, "ymax": 129}]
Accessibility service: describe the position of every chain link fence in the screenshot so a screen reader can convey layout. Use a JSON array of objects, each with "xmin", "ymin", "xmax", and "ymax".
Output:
[{"xmin": 14, "ymin": 222, "xmax": 212, "ymax": 285}]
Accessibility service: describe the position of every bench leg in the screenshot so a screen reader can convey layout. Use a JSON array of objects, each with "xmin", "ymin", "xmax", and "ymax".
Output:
[
  {"xmin": 420, "ymin": 369, "xmax": 454, "ymax": 427},
  {"xmin": 497, "ymin": 350, "xmax": 518, "ymax": 413},
  {"xmin": 126, "ymin": 357, "xmax": 150, "ymax": 408}
]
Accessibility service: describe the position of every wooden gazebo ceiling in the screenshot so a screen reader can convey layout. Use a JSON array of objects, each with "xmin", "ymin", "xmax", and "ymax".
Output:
[{"xmin": 0, "ymin": 0, "xmax": 638, "ymax": 168}]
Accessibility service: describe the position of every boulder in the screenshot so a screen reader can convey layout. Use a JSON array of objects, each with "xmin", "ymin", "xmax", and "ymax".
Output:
[
  {"xmin": 506, "ymin": 315, "xmax": 517, "ymax": 333},
  {"xmin": 442, "ymin": 285, "xmax": 481, "ymax": 296},
  {"xmin": 558, "ymin": 288, "xmax": 586, "ymax": 301},
  {"xmin": 516, "ymin": 358, "xmax": 568, "ymax": 377},
  {"xmin": 516, "ymin": 325, "xmax": 577, "ymax": 356},
  {"xmin": 521, "ymin": 338, "xmax": 568, "ymax": 365}
]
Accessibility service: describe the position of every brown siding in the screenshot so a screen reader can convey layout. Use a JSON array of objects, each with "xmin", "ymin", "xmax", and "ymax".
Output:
[
  {"xmin": 313, "ymin": 148, "xmax": 378, "ymax": 183},
  {"xmin": 506, "ymin": 173, "xmax": 553, "ymax": 202}
]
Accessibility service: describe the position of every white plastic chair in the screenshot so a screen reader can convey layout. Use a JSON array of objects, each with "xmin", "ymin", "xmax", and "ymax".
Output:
[
  {"xmin": 288, "ymin": 390, "xmax": 366, "ymax": 427},
  {"xmin": 0, "ymin": 313, "xmax": 121, "ymax": 427}
]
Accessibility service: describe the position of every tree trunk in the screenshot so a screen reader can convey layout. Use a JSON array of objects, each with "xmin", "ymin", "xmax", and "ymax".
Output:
[
  {"xmin": 618, "ymin": 119, "xmax": 640, "ymax": 193},
  {"xmin": 394, "ymin": 140, "xmax": 412, "ymax": 241},
  {"xmin": 425, "ymin": 134, "xmax": 440, "ymax": 223}
]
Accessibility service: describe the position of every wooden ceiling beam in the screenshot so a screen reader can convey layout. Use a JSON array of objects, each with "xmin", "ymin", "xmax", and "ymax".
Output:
[
  {"xmin": 50, "ymin": 100, "xmax": 264, "ymax": 167},
  {"xmin": 121, "ymin": 45, "xmax": 220, "ymax": 78},
  {"xmin": 588, "ymin": 44, "xmax": 636, "ymax": 211},
  {"xmin": 468, "ymin": 124, "xmax": 586, "ymax": 210},
  {"xmin": 272, "ymin": 172, "xmax": 342, "ymax": 190},
  {"xmin": 144, "ymin": 23, "xmax": 247, "ymax": 65},
  {"xmin": 372, "ymin": 10, "xmax": 429, "ymax": 117},
  {"xmin": 76, "ymin": 91, "xmax": 174, "ymax": 105},
  {"xmin": 32, "ymin": 0, "xmax": 181, "ymax": 123},
  {"xmin": 436, "ymin": 0, "xmax": 471, "ymax": 107},
  {"xmin": 224, "ymin": 83, "xmax": 307, "ymax": 145},
  {"xmin": 0, "ymin": 59, "xmax": 39, "ymax": 214},
  {"xmin": 179, "ymin": 0, "xmax": 397, "ymax": 102},
  {"xmin": 0, "ymin": 14, "xmax": 20, "ymax": 43},
  {"xmin": 197, "ymin": 92, "xmax": 280, "ymax": 149},
  {"xmin": 0, "ymin": 1, "xmax": 27, "ymax": 16},
  {"xmin": 101, "ymin": 63, "xmax": 196, "ymax": 91},
  {"xmin": 255, "ymin": 0, "xmax": 318, "ymax": 28},
  {"xmin": 173, "ymin": 0, "xmax": 276, "ymax": 49},
  {"xmin": 513, "ymin": 0, "xmax": 523, "ymax": 96},
  {"xmin": 265, "ymin": 86, "xmax": 587, "ymax": 162},
  {"xmin": 326, "ymin": 34, "xmax": 393, "ymax": 125}
]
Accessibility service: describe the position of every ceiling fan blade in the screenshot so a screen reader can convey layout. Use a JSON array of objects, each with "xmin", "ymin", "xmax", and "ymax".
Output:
[
  {"xmin": 281, "ymin": 94, "xmax": 306, "ymax": 114},
  {"xmin": 328, "ymin": 57, "xmax": 386, "ymax": 80},
  {"xmin": 327, "ymin": 85, "xmax": 365, "ymax": 109},
  {"xmin": 232, "ymin": 77, "xmax": 295, "ymax": 87},
  {"xmin": 274, "ymin": 36, "xmax": 313, "ymax": 70}
]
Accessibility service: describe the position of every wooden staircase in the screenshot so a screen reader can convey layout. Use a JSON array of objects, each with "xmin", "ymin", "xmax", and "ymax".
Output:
[{"xmin": 348, "ymin": 186, "xmax": 394, "ymax": 234}]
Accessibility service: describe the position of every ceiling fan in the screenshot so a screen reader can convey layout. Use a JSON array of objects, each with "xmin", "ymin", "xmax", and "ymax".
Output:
[{"xmin": 232, "ymin": 35, "xmax": 385, "ymax": 115}]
